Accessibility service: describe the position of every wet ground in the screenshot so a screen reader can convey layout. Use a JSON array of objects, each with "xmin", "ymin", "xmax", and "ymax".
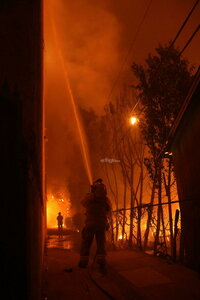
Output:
[
  {"xmin": 46, "ymin": 228, "xmax": 82, "ymax": 251},
  {"xmin": 46, "ymin": 235, "xmax": 74, "ymax": 250},
  {"xmin": 44, "ymin": 232, "xmax": 141, "ymax": 300},
  {"xmin": 43, "ymin": 232, "xmax": 200, "ymax": 300}
]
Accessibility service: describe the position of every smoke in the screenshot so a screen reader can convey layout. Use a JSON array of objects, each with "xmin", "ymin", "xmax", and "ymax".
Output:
[
  {"xmin": 45, "ymin": 0, "xmax": 122, "ymax": 114},
  {"xmin": 44, "ymin": 0, "xmax": 123, "ymax": 212},
  {"xmin": 44, "ymin": 0, "xmax": 200, "ymax": 213}
]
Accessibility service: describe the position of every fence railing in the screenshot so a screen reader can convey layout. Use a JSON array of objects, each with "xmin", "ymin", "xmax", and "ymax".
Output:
[{"xmin": 109, "ymin": 199, "xmax": 187, "ymax": 261}]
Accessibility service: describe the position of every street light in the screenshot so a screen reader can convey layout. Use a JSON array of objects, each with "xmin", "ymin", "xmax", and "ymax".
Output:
[{"xmin": 129, "ymin": 116, "xmax": 138, "ymax": 125}]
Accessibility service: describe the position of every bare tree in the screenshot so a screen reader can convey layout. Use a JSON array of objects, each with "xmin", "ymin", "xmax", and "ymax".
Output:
[{"xmin": 102, "ymin": 89, "xmax": 146, "ymax": 249}]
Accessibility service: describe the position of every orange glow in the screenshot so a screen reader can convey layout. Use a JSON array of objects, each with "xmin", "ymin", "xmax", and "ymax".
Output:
[
  {"xmin": 130, "ymin": 116, "xmax": 138, "ymax": 125},
  {"xmin": 45, "ymin": 0, "xmax": 93, "ymax": 185},
  {"xmin": 46, "ymin": 193, "xmax": 71, "ymax": 228},
  {"xmin": 114, "ymin": 200, "xmax": 180, "ymax": 246},
  {"xmin": 165, "ymin": 151, "xmax": 173, "ymax": 156}
]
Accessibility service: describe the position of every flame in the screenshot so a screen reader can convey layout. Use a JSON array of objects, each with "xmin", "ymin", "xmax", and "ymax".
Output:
[
  {"xmin": 46, "ymin": 193, "xmax": 71, "ymax": 228},
  {"xmin": 113, "ymin": 200, "xmax": 180, "ymax": 245}
]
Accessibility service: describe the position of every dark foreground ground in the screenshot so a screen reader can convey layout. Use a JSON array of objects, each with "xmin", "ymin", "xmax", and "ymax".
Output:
[{"xmin": 42, "ymin": 233, "xmax": 200, "ymax": 300}]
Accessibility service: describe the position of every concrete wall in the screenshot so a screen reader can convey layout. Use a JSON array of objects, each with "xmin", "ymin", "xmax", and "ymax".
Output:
[
  {"xmin": 172, "ymin": 83, "xmax": 200, "ymax": 271},
  {"xmin": 0, "ymin": 1, "xmax": 44, "ymax": 299}
]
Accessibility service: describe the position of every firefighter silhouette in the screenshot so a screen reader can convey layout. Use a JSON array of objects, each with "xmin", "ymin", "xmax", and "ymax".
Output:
[
  {"xmin": 79, "ymin": 178, "xmax": 112, "ymax": 268},
  {"xmin": 57, "ymin": 212, "xmax": 63, "ymax": 237}
]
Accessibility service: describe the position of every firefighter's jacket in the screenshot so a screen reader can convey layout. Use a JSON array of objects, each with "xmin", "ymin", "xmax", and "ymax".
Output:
[{"xmin": 81, "ymin": 193, "xmax": 111, "ymax": 226}]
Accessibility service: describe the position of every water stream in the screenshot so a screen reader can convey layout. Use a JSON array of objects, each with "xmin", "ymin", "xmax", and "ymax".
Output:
[{"xmin": 47, "ymin": 0, "xmax": 93, "ymax": 185}]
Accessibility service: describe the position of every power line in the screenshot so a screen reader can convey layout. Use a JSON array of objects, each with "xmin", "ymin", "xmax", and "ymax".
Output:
[
  {"xmin": 128, "ymin": 0, "xmax": 200, "ymax": 120},
  {"xmin": 169, "ymin": 0, "xmax": 200, "ymax": 49},
  {"xmin": 100, "ymin": 0, "xmax": 200, "ymax": 164},
  {"xmin": 140, "ymin": 0, "xmax": 200, "ymax": 82},
  {"xmin": 179, "ymin": 24, "xmax": 200, "ymax": 56},
  {"xmin": 98, "ymin": 1, "xmax": 199, "ymax": 208},
  {"xmin": 107, "ymin": 0, "xmax": 199, "ymax": 114}
]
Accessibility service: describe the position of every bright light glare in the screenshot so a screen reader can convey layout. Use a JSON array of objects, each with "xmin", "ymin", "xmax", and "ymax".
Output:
[
  {"xmin": 130, "ymin": 116, "xmax": 138, "ymax": 125},
  {"xmin": 165, "ymin": 151, "xmax": 173, "ymax": 156}
]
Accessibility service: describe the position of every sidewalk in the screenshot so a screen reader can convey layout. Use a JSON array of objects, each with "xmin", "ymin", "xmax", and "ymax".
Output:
[
  {"xmin": 43, "ymin": 245, "xmax": 200, "ymax": 300},
  {"xmin": 107, "ymin": 250, "xmax": 200, "ymax": 300},
  {"xmin": 44, "ymin": 248, "xmax": 141, "ymax": 300}
]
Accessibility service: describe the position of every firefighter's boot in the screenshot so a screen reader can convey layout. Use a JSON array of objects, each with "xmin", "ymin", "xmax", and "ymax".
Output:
[
  {"xmin": 96, "ymin": 254, "xmax": 106, "ymax": 268},
  {"xmin": 96, "ymin": 254, "xmax": 107, "ymax": 274},
  {"xmin": 78, "ymin": 256, "xmax": 89, "ymax": 268}
]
